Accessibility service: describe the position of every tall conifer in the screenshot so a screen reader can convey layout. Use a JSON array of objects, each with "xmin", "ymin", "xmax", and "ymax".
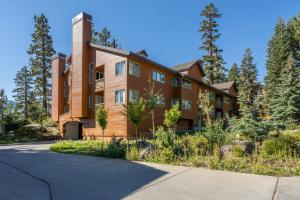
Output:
[
  {"xmin": 227, "ymin": 63, "xmax": 240, "ymax": 86},
  {"xmin": 199, "ymin": 3, "xmax": 225, "ymax": 84},
  {"xmin": 12, "ymin": 66, "xmax": 33, "ymax": 119},
  {"xmin": 28, "ymin": 14, "xmax": 55, "ymax": 115}
]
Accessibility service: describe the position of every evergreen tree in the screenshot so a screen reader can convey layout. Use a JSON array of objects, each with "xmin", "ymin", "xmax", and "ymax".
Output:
[
  {"xmin": 0, "ymin": 89, "xmax": 7, "ymax": 133},
  {"xmin": 287, "ymin": 14, "xmax": 300, "ymax": 62},
  {"xmin": 199, "ymin": 3, "xmax": 225, "ymax": 84},
  {"xmin": 92, "ymin": 27, "xmax": 120, "ymax": 47},
  {"xmin": 239, "ymin": 48, "xmax": 258, "ymax": 106},
  {"xmin": 227, "ymin": 63, "xmax": 240, "ymax": 85},
  {"xmin": 28, "ymin": 14, "xmax": 55, "ymax": 115},
  {"xmin": 273, "ymin": 53, "xmax": 300, "ymax": 124},
  {"xmin": 264, "ymin": 17, "xmax": 290, "ymax": 113},
  {"xmin": 12, "ymin": 66, "xmax": 33, "ymax": 119}
]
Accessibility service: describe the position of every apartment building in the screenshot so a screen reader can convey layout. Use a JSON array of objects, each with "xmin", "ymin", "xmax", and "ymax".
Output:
[{"xmin": 51, "ymin": 12, "xmax": 238, "ymax": 140}]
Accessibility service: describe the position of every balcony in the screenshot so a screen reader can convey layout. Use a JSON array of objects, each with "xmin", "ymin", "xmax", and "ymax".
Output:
[{"xmin": 95, "ymin": 78, "xmax": 104, "ymax": 92}]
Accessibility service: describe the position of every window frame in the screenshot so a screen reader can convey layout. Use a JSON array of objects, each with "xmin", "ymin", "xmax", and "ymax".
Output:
[
  {"xmin": 152, "ymin": 70, "xmax": 165, "ymax": 83},
  {"xmin": 182, "ymin": 99, "xmax": 192, "ymax": 110},
  {"xmin": 115, "ymin": 61, "xmax": 126, "ymax": 76},
  {"xmin": 88, "ymin": 95, "xmax": 93, "ymax": 108},
  {"xmin": 88, "ymin": 63, "xmax": 94, "ymax": 85},
  {"xmin": 128, "ymin": 88, "xmax": 140, "ymax": 103},
  {"xmin": 115, "ymin": 89, "xmax": 126, "ymax": 104},
  {"xmin": 128, "ymin": 61, "xmax": 141, "ymax": 77},
  {"xmin": 182, "ymin": 78, "xmax": 192, "ymax": 89}
]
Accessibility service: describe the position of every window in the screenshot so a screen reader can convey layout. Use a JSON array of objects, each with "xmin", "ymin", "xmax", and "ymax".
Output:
[
  {"xmin": 96, "ymin": 72, "xmax": 104, "ymax": 80},
  {"xmin": 129, "ymin": 89, "xmax": 140, "ymax": 103},
  {"xmin": 171, "ymin": 98, "xmax": 179, "ymax": 106},
  {"xmin": 182, "ymin": 99, "xmax": 192, "ymax": 110},
  {"xmin": 182, "ymin": 79, "xmax": 192, "ymax": 89},
  {"xmin": 209, "ymin": 92, "xmax": 215, "ymax": 100},
  {"xmin": 157, "ymin": 95, "xmax": 165, "ymax": 106},
  {"xmin": 95, "ymin": 95, "xmax": 104, "ymax": 104},
  {"xmin": 171, "ymin": 77, "xmax": 180, "ymax": 87},
  {"xmin": 88, "ymin": 63, "xmax": 93, "ymax": 85},
  {"xmin": 64, "ymin": 80, "xmax": 68, "ymax": 98},
  {"xmin": 129, "ymin": 62, "xmax": 140, "ymax": 77},
  {"xmin": 88, "ymin": 96, "xmax": 93, "ymax": 108},
  {"xmin": 115, "ymin": 61, "xmax": 125, "ymax": 76},
  {"xmin": 64, "ymin": 104, "xmax": 69, "ymax": 113},
  {"xmin": 152, "ymin": 71, "xmax": 165, "ymax": 83},
  {"xmin": 115, "ymin": 89, "xmax": 125, "ymax": 104}
]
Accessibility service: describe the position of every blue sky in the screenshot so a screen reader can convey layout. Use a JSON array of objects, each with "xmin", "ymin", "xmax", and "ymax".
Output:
[{"xmin": 0, "ymin": 0, "xmax": 299, "ymax": 100}]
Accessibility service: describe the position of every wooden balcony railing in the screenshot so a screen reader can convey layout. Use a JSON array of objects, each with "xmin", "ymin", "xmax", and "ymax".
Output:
[{"xmin": 95, "ymin": 78, "xmax": 105, "ymax": 92}]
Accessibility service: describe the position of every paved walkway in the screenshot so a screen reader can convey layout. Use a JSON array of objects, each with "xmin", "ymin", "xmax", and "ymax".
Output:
[{"xmin": 0, "ymin": 142, "xmax": 299, "ymax": 200}]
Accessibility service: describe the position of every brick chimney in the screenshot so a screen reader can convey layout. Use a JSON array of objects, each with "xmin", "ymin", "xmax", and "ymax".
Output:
[
  {"xmin": 71, "ymin": 12, "xmax": 92, "ymax": 118},
  {"xmin": 51, "ymin": 53, "xmax": 66, "ymax": 122}
]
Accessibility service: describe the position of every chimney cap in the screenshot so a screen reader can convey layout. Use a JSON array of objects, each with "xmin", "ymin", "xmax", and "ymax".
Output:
[
  {"xmin": 135, "ymin": 49, "xmax": 148, "ymax": 58},
  {"xmin": 72, "ymin": 12, "xmax": 92, "ymax": 25},
  {"xmin": 52, "ymin": 53, "xmax": 66, "ymax": 60}
]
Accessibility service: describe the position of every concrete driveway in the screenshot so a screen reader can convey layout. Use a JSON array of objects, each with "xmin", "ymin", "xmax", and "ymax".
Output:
[{"xmin": 0, "ymin": 142, "xmax": 299, "ymax": 200}]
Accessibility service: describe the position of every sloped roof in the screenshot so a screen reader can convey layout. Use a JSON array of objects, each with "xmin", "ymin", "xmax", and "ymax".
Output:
[
  {"xmin": 171, "ymin": 60, "xmax": 205, "ymax": 75},
  {"xmin": 211, "ymin": 81, "xmax": 235, "ymax": 90}
]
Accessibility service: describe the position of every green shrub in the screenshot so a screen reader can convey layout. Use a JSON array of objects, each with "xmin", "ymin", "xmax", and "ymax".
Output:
[
  {"xmin": 43, "ymin": 117, "xmax": 58, "ymax": 128},
  {"xmin": 200, "ymin": 119, "xmax": 225, "ymax": 148},
  {"xmin": 125, "ymin": 146, "xmax": 140, "ymax": 161},
  {"xmin": 231, "ymin": 145, "xmax": 246, "ymax": 157},
  {"xmin": 189, "ymin": 135, "xmax": 209, "ymax": 156},
  {"xmin": 155, "ymin": 126, "xmax": 174, "ymax": 148},
  {"xmin": 261, "ymin": 138, "xmax": 294, "ymax": 158},
  {"xmin": 146, "ymin": 148, "xmax": 174, "ymax": 164}
]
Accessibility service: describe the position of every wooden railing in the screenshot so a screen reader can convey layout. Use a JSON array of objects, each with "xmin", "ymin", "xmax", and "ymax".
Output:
[{"xmin": 95, "ymin": 78, "xmax": 105, "ymax": 91}]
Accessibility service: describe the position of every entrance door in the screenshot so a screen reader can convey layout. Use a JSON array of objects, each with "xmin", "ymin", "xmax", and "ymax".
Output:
[{"xmin": 65, "ymin": 121, "xmax": 82, "ymax": 140}]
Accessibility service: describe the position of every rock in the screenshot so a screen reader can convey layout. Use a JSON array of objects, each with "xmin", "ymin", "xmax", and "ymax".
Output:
[
  {"xmin": 22, "ymin": 124, "xmax": 47, "ymax": 133},
  {"xmin": 136, "ymin": 140, "xmax": 152, "ymax": 149},
  {"xmin": 220, "ymin": 144, "xmax": 233, "ymax": 158},
  {"xmin": 234, "ymin": 141, "xmax": 255, "ymax": 155},
  {"xmin": 139, "ymin": 145, "xmax": 155, "ymax": 160},
  {"xmin": 220, "ymin": 141, "xmax": 255, "ymax": 158},
  {"xmin": 7, "ymin": 131, "xmax": 15, "ymax": 136}
]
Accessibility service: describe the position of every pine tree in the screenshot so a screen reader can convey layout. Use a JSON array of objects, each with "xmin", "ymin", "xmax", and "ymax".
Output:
[
  {"xmin": 92, "ymin": 27, "xmax": 120, "ymax": 47},
  {"xmin": 227, "ymin": 63, "xmax": 240, "ymax": 85},
  {"xmin": 239, "ymin": 48, "xmax": 258, "ymax": 106},
  {"xmin": 264, "ymin": 17, "xmax": 290, "ymax": 114},
  {"xmin": 28, "ymin": 14, "xmax": 55, "ymax": 115},
  {"xmin": 0, "ymin": 89, "xmax": 7, "ymax": 133},
  {"xmin": 287, "ymin": 14, "xmax": 300, "ymax": 62},
  {"xmin": 273, "ymin": 53, "xmax": 300, "ymax": 124},
  {"xmin": 12, "ymin": 66, "xmax": 33, "ymax": 119},
  {"xmin": 199, "ymin": 3, "xmax": 225, "ymax": 84},
  {"xmin": 230, "ymin": 49, "xmax": 260, "ymax": 140}
]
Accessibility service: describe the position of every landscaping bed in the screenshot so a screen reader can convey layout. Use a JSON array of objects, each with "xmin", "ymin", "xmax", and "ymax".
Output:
[
  {"xmin": 0, "ymin": 124, "xmax": 60, "ymax": 144},
  {"xmin": 51, "ymin": 128, "xmax": 300, "ymax": 177}
]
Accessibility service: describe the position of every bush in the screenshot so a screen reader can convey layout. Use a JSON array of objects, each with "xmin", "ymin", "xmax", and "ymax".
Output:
[
  {"xmin": 146, "ymin": 147, "xmax": 174, "ymax": 164},
  {"xmin": 200, "ymin": 119, "xmax": 225, "ymax": 148},
  {"xmin": 43, "ymin": 117, "xmax": 58, "ymax": 128},
  {"xmin": 261, "ymin": 137, "xmax": 294, "ymax": 157},
  {"xmin": 231, "ymin": 145, "xmax": 246, "ymax": 157},
  {"xmin": 155, "ymin": 126, "xmax": 174, "ymax": 148},
  {"xmin": 125, "ymin": 145, "xmax": 140, "ymax": 161}
]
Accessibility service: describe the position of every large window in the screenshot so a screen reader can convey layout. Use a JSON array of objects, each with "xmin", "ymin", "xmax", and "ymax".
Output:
[
  {"xmin": 115, "ymin": 89, "xmax": 125, "ymax": 104},
  {"xmin": 115, "ymin": 61, "xmax": 125, "ymax": 76},
  {"xmin": 88, "ymin": 63, "xmax": 93, "ymax": 85},
  {"xmin": 182, "ymin": 99, "xmax": 192, "ymax": 110},
  {"xmin": 171, "ymin": 77, "xmax": 180, "ymax": 87},
  {"xmin": 129, "ymin": 89, "xmax": 140, "ymax": 103},
  {"xmin": 182, "ymin": 79, "xmax": 192, "ymax": 89},
  {"xmin": 129, "ymin": 62, "xmax": 140, "ymax": 77},
  {"xmin": 152, "ymin": 71, "xmax": 165, "ymax": 83}
]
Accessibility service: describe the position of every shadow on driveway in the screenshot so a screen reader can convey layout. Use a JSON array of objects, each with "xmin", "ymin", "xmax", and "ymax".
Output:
[{"xmin": 0, "ymin": 146, "xmax": 168, "ymax": 200}]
